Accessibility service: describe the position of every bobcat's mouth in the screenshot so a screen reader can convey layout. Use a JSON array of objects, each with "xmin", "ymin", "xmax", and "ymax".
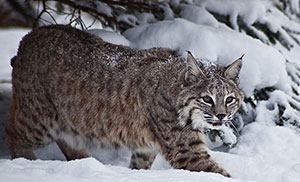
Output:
[
  {"xmin": 207, "ymin": 120, "xmax": 224, "ymax": 126},
  {"xmin": 204, "ymin": 113, "xmax": 226, "ymax": 127}
]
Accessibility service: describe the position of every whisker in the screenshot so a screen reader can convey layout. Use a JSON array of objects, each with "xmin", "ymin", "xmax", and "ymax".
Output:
[{"xmin": 226, "ymin": 121, "xmax": 240, "ymax": 137}]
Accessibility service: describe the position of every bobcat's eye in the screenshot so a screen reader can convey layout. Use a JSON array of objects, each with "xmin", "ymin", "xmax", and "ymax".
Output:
[
  {"xmin": 226, "ymin": 96, "xmax": 235, "ymax": 104},
  {"xmin": 202, "ymin": 96, "xmax": 214, "ymax": 105}
]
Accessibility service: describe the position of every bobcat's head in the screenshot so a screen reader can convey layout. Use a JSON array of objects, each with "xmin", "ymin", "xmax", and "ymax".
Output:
[{"xmin": 177, "ymin": 51, "xmax": 244, "ymax": 130}]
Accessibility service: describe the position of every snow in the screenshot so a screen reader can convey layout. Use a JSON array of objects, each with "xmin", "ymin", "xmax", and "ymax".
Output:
[
  {"xmin": 117, "ymin": 14, "xmax": 138, "ymax": 26},
  {"xmin": 160, "ymin": 3, "xmax": 174, "ymax": 20},
  {"xmin": 86, "ymin": 29, "xmax": 131, "ymax": 47},
  {"xmin": 214, "ymin": 124, "xmax": 300, "ymax": 182},
  {"xmin": 198, "ymin": 0, "xmax": 266, "ymax": 29},
  {"xmin": 179, "ymin": 5, "xmax": 219, "ymax": 27},
  {"xmin": 136, "ymin": 13, "xmax": 157, "ymax": 25},
  {"xmin": 76, "ymin": 1, "xmax": 112, "ymax": 17},
  {"xmin": 1, "ymin": 11, "xmax": 300, "ymax": 182},
  {"xmin": 0, "ymin": 158, "xmax": 258, "ymax": 182},
  {"xmin": 290, "ymin": 0, "xmax": 300, "ymax": 13},
  {"xmin": 123, "ymin": 18, "xmax": 291, "ymax": 97},
  {"xmin": 0, "ymin": 28, "xmax": 29, "ymax": 81}
]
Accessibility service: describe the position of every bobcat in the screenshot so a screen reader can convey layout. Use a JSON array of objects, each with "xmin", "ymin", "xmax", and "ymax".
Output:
[{"xmin": 6, "ymin": 25, "xmax": 244, "ymax": 177}]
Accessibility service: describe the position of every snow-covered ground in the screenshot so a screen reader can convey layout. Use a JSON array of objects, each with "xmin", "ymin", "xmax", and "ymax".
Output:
[{"xmin": 1, "ymin": 17, "xmax": 300, "ymax": 182}]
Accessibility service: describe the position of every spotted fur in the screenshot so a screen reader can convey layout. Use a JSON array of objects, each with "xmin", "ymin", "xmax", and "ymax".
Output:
[{"xmin": 6, "ymin": 25, "xmax": 244, "ymax": 177}]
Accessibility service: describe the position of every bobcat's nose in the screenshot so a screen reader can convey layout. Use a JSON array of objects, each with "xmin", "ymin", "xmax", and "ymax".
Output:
[{"xmin": 216, "ymin": 114, "xmax": 226, "ymax": 120}]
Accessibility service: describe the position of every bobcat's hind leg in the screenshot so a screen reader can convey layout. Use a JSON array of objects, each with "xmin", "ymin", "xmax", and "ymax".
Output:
[
  {"xmin": 6, "ymin": 124, "xmax": 37, "ymax": 160},
  {"xmin": 129, "ymin": 151, "xmax": 156, "ymax": 169},
  {"xmin": 7, "ymin": 144, "xmax": 36, "ymax": 160},
  {"xmin": 56, "ymin": 139, "xmax": 89, "ymax": 161},
  {"xmin": 5, "ymin": 97, "xmax": 44, "ymax": 160}
]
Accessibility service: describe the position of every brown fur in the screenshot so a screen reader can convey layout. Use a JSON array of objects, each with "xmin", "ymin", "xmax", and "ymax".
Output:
[{"xmin": 6, "ymin": 25, "xmax": 244, "ymax": 177}]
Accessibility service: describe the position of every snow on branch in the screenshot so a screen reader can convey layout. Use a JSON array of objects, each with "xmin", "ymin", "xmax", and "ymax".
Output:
[
  {"xmin": 33, "ymin": 0, "xmax": 162, "ymax": 30},
  {"xmin": 32, "ymin": 0, "xmax": 300, "ymax": 50}
]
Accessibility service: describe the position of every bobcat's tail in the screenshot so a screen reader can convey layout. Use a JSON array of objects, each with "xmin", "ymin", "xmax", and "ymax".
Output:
[{"xmin": 10, "ymin": 56, "xmax": 17, "ymax": 67}]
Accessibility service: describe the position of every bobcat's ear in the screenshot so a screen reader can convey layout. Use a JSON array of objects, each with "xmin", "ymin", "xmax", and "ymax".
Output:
[
  {"xmin": 224, "ymin": 55, "xmax": 243, "ymax": 82},
  {"xmin": 185, "ymin": 51, "xmax": 206, "ymax": 83}
]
